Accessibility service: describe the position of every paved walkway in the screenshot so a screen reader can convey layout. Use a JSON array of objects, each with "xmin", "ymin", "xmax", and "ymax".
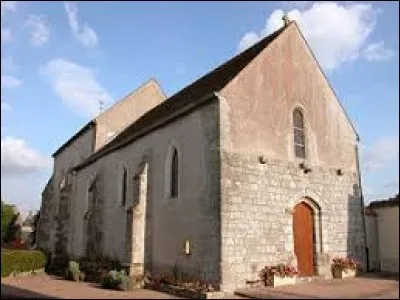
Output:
[
  {"xmin": 2, "ymin": 274, "xmax": 182, "ymax": 299},
  {"xmin": 4, "ymin": 272, "xmax": 397, "ymax": 299},
  {"xmin": 235, "ymin": 274, "xmax": 399, "ymax": 299},
  {"xmin": 1, "ymin": 274, "xmax": 246, "ymax": 299}
]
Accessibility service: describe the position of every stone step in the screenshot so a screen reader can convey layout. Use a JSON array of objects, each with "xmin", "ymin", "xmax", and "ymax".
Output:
[{"xmin": 244, "ymin": 275, "xmax": 326, "ymax": 288}]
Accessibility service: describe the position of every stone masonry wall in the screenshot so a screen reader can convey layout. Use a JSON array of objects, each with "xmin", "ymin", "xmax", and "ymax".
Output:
[
  {"xmin": 69, "ymin": 100, "xmax": 221, "ymax": 286},
  {"xmin": 37, "ymin": 179, "xmax": 54, "ymax": 253},
  {"xmin": 219, "ymin": 151, "xmax": 366, "ymax": 292}
]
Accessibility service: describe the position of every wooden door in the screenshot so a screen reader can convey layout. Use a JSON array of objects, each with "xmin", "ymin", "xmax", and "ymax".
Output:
[{"xmin": 293, "ymin": 202, "xmax": 314, "ymax": 276}]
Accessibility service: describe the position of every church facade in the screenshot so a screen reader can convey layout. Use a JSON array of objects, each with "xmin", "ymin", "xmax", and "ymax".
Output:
[{"xmin": 37, "ymin": 21, "xmax": 367, "ymax": 292}]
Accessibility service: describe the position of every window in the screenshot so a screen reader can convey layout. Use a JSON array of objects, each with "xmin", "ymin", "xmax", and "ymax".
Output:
[
  {"xmin": 121, "ymin": 167, "xmax": 128, "ymax": 206},
  {"xmin": 293, "ymin": 108, "xmax": 306, "ymax": 159},
  {"xmin": 165, "ymin": 144, "xmax": 180, "ymax": 199},
  {"xmin": 59, "ymin": 175, "xmax": 66, "ymax": 190},
  {"xmin": 170, "ymin": 148, "xmax": 179, "ymax": 198},
  {"xmin": 88, "ymin": 181, "xmax": 96, "ymax": 211}
]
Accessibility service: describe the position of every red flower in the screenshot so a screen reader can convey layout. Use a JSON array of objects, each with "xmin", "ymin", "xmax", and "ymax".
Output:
[
  {"xmin": 331, "ymin": 257, "xmax": 359, "ymax": 271},
  {"xmin": 259, "ymin": 263, "xmax": 298, "ymax": 281}
]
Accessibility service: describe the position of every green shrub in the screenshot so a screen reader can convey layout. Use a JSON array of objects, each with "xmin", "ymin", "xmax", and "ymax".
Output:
[
  {"xmin": 1, "ymin": 200, "xmax": 15, "ymax": 243},
  {"xmin": 100, "ymin": 269, "xmax": 133, "ymax": 291},
  {"xmin": 1, "ymin": 250, "xmax": 46, "ymax": 277},
  {"xmin": 65, "ymin": 261, "xmax": 85, "ymax": 282},
  {"xmin": 78, "ymin": 257, "xmax": 123, "ymax": 283},
  {"xmin": 118, "ymin": 272, "xmax": 133, "ymax": 291},
  {"xmin": 101, "ymin": 270, "xmax": 119, "ymax": 289}
]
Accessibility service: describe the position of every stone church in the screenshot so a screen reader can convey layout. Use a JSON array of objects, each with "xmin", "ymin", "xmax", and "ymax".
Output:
[{"xmin": 37, "ymin": 20, "xmax": 367, "ymax": 292}]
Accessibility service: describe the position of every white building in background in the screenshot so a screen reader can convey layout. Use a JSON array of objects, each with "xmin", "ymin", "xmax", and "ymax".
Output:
[{"xmin": 365, "ymin": 194, "xmax": 399, "ymax": 274}]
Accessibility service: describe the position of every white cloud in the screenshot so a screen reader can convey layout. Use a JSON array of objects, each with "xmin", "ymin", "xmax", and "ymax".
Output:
[
  {"xmin": 363, "ymin": 41, "xmax": 395, "ymax": 61},
  {"xmin": 363, "ymin": 181, "xmax": 399, "ymax": 204},
  {"xmin": 1, "ymin": 1, "xmax": 18, "ymax": 44},
  {"xmin": 237, "ymin": 32, "xmax": 260, "ymax": 54},
  {"xmin": 24, "ymin": 15, "xmax": 50, "ymax": 47},
  {"xmin": 1, "ymin": 101, "xmax": 12, "ymax": 112},
  {"xmin": 237, "ymin": 2, "xmax": 389, "ymax": 70},
  {"xmin": 41, "ymin": 58, "xmax": 113, "ymax": 117},
  {"xmin": 1, "ymin": 1, "xmax": 17, "ymax": 17},
  {"xmin": 1, "ymin": 136, "xmax": 52, "ymax": 177},
  {"xmin": 282, "ymin": 1, "xmax": 312, "ymax": 9},
  {"xmin": 2, "ymin": 174, "xmax": 49, "ymax": 216},
  {"xmin": 64, "ymin": 2, "xmax": 98, "ymax": 49},
  {"xmin": 362, "ymin": 136, "xmax": 399, "ymax": 172},
  {"xmin": 1, "ymin": 75, "xmax": 22, "ymax": 88},
  {"xmin": 1, "ymin": 27, "xmax": 12, "ymax": 43}
]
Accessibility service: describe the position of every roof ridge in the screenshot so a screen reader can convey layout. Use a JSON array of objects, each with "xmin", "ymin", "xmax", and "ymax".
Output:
[
  {"xmin": 74, "ymin": 23, "xmax": 290, "ymax": 170},
  {"xmin": 53, "ymin": 78, "xmax": 165, "ymax": 157},
  {"xmin": 291, "ymin": 21, "xmax": 359, "ymax": 141},
  {"xmin": 94, "ymin": 77, "xmax": 165, "ymax": 121},
  {"xmin": 166, "ymin": 24, "xmax": 288, "ymax": 101}
]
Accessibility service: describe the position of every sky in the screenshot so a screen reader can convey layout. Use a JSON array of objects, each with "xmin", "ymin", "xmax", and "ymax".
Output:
[{"xmin": 1, "ymin": 1, "xmax": 399, "ymax": 216}]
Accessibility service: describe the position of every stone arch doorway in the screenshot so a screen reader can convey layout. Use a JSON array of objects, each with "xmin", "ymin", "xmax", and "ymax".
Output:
[{"xmin": 293, "ymin": 200, "xmax": 315, "ymax": 276}]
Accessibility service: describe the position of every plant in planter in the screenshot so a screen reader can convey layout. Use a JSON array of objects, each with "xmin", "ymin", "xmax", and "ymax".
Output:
[
  {"xmin": 100, "ymin": 269, "xmax": 135, "ymax": 291},
  {"xmin": 331, "ymin": 257, "xmax": 359, "ymax": 279},
  {"xmin": 65, "ymin": 261, "xmax": 85, "ymax": 282},
  {"xmin": 146, "ymin": 272, "xmax": 217, "ymax": 294},
  {"xmin": 259, "ymin": 263, "xmax": 298, "ymax": 287}
]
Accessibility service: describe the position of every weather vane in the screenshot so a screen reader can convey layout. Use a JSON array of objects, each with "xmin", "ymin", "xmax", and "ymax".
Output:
[{"xmin": 99, "ymin": 99, "xmax": 104, "ymax": 113}]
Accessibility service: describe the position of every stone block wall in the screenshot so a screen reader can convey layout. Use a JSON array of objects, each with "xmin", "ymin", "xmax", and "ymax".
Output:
[
  {"xmin": 68, "ymin": 100, "xmax": 222, "ymax": 286},
  {"xmin": 219, "ymin": 151, "xmax": 366, "ymax": 292},
  {"xmin": 36, "ymin": 179, "xmax": 55, "ymax": 253}
]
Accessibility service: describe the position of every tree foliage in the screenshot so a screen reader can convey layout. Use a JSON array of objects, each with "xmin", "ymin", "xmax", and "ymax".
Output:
[
  {"xmin": 29, "ymin": 211, "xmax": 40, "ymax": 247},
  {"xmin": 1, "ymin": 200, "xmax": 16, "ymax": 243}
]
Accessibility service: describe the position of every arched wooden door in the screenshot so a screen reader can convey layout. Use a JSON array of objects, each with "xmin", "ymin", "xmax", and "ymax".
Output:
[{"xmin": 293, "ymin": 201, "xmax": 315, "ymax": 276}]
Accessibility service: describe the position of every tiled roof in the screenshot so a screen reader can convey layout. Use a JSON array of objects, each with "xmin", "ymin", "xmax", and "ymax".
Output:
[
  {"xmin": 368, "ymin": 194, "xmax": 399, "ymax": 209},
  {"xmin": 75, "ymin": 24, "xmax": 289, "ymax": 170}
]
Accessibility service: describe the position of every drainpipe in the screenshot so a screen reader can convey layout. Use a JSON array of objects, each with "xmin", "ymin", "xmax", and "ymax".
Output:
[{"xmin": 355, "ymin": 141, "xmax": 369, "ymax": 272}]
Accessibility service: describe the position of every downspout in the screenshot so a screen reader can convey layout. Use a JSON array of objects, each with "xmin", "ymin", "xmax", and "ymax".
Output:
[{"xmin": 355, "ymin": 140, "xmax": 369, "ymax": 271}]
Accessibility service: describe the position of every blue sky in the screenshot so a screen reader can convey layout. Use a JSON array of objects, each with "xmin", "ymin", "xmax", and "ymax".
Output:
[{"xmin": 1, "ymin": 1, "xmax": 399, "ymax": 215}]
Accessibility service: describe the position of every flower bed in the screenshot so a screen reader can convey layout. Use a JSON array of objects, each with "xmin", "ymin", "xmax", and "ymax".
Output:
[
  {"xmin": 78, "ymin": 257, "xmax": 123, "ymax": 283},
  {"xmin": 145, "ymin": 273, "xmax": 224, "ymax": 299},
  {"xmin": 331, "ymin": 257, "xmax": 359, "ymax": 279},
  {"xmin": 4, "ymin": 239, "xmax": 29, "ymax": 250},
  {"xmin": 259, "ymin": 264, "xmax": 298, "ymax": 287}
]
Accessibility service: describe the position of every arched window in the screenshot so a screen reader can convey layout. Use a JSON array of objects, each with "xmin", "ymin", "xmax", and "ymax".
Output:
[
  {"xmin": 170, "ymin": 148, "xmax": 179, "ymax": 198},
  {"xmin": 121, "ymin": 166, "xmax": 128, "ymax": 206},
  {"xmin": 59, "ymin": 170, "xmax": 67, "ymax": 190},
  {"xmin": 88, "ymin": 180, "xmax": 96, "ymax": 212},
  {"xmin": 59, "ymin": 175, "xmax": 66, "ymax": 190},
  {"xmin": 293, "ymin": 108, "xmax": 306, "ymax": 159}
]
